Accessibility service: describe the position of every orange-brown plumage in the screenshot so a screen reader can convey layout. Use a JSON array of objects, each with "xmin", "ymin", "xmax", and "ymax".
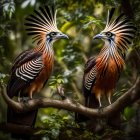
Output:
[
  {"xmin": 83, "ymin": 8, "xmax": 136, "ymax": 108},
  {"xmin": 92, "ymin": 50, "xmax": 124, "ymax": 106},
  {"xmin": 6, "ymin": 6, "xmax": 68, "ymax": 129},
  {"xmin": 7, "ymin": 6, "xmax": 68, "ymax": 100}
]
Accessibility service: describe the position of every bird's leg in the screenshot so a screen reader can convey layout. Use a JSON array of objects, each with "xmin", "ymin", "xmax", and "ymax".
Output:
[
  {"xmin": 96, "ymin": 93, "xmax": 104, "ymax": 131},
  {"xmin": 96, "ymin": 93, "xmax": 102, "ymax": 108},
  {"xmin": 17, "ymin": 92, "xmax": 21, "ymax": 102},
  {"xmin": 29, "ymin": 90, "xmax": 33, "ymax": 100},
  {"xmin": 107, "ymin": 92, "xmax": 112, "ymax": 105},
  {"xmin": 96, "ymin": 92, "xmax": 104, "ymax": 113},
  {"xmin": 18, "ymin": 92, "xmax": 26, "ymax": 102}
]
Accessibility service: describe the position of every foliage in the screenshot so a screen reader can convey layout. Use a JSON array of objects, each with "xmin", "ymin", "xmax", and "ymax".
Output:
[
  {"xmin": 49, "ymin": 75, "xmax": 64, "ymax": 90},
  {"xmin": 37, "ymin": 113, "xmax": 77, "ymax": 139},
  {"xmin": 0, "ymin": 0, "xmax": 140, "ymax": 139},
  {"xmin": 2, "ymin": 0, "xmax": 15, "ymax": 19},
  {"xmin": 123, "ymin": 106, "xmax": 136, "ymax": 121}
]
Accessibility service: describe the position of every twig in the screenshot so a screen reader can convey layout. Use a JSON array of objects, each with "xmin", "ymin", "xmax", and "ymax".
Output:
[{"xmin": 1, "ymin": 76, "xmax": 140, "ymax": 118}]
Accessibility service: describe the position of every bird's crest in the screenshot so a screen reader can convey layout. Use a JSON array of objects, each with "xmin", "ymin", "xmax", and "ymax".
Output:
[
  {"xmin": 25, "ymin": 6, "xmax": 59, "ymax": 45},
  {"xmin": 103, "ymin": 8, "xmax": 136, "ymax": 51}
]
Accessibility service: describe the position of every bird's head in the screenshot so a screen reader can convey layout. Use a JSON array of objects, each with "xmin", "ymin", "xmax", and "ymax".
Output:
[
  {"xmin": 46, "ymin": 31, "xmax": 68, "ymax": 43},
  {"xmin": 93, "ymin": 31, "xmax": 115, "ymax": 41},
  {"xmin": 25, "ymin": 6, "xmax": 68, "ymax": 45},
  {"xmin": 93, "ymin": 8, "xmax": 136, "ymax": 51}
]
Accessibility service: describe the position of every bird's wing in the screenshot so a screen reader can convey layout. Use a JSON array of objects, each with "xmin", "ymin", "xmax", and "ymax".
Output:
[
  {"xmin": 75, "ymin": 57, "xmax": 97, "ymax": 121},
  {"xmin": 11, "ymin": 50, "xmax": 41, "ymax": 71},
  {"xmin": 83, "ymin": 57, "xmax": 97, "ymax": 93},
  {"xmin": 7, "ymin": 51, "xmax": 43, "ymax": 98},
  {"xmin": 83, "ymin": 57, "xmax": 97, "ymax": 107}
]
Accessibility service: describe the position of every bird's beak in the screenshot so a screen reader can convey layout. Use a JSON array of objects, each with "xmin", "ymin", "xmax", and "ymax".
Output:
[
  {"xmin": 56, "ymin": 33, "xmax": 69, "ymax": 40},
  {"xmin": 93, "ymin": 34, "xmax": 104, "ymax": 40}
]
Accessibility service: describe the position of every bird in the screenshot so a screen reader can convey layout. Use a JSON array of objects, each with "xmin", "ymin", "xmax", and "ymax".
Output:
[
  {"xmin": 6, "ymin": 5, "xmax": 68, "ymax": 131},
  {"xmin": 83, "ymin": 8, "xmax": 136, "ymax": 109}
]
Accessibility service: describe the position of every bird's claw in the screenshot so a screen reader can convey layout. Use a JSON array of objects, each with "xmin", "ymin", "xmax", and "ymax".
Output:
[
  {"xmin": 19, "ymin": 97, "xmax": 31, "ymax": 103},
  {"xmin": 98, "ymin": 106, "xmax": 103, "ymax": 114}
]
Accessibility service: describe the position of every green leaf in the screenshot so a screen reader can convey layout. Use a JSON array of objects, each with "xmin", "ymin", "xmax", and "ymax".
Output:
[
  {"xmin": 2, "ymin": 1, "xmax": 15, "ymax": 19},
  {"xmin": 60, "ymin": 21, "xmax": 74, "ymax": 32},
  {"xmin": 123, "ymin": 106, "xmax": 136, "ymax": 120},
  {"xmin": 81, "ymin": 16, "xmax": 103, "ymax": 29},
  {"xmin": 34, "ymin": 130, "xmax": 47, "ymax": 135},
  {"xmin": 62, "ymin": 116, "xmax": 69, "ymax": 120},
  {"xmin": 57, "ymin": 79, "xmax": 64, "ymax": 84}
]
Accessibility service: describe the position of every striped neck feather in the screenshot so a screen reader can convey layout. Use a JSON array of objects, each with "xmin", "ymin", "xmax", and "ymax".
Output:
[
  {"xmin": 34, "ymin": 40, "xmax": 53, "ymax": 54},
  {"xmin": 97, "ymin": 40, "xmax": 125, "ymax": 73}
]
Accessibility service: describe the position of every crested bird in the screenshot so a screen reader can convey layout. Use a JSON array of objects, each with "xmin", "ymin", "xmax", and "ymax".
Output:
[
  {"xmin": 7, "ymin": 5, "xmax": 68, "ymax": 131},
  {"xmin": 83, "ymin": 8, "xmax": 136, "ymax": 109}
]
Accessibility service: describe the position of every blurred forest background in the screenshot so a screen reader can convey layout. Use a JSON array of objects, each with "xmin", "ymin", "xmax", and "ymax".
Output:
[{"xmin": 0, "ymin": 0, "xmax": 140, "ymax": 140}]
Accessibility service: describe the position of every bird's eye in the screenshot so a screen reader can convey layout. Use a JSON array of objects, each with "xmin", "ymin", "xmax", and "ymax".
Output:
[
  {"xmin": 106, "ymin": 32, "xmax": 112, "ymax": 38},
  {"xmin": 50, "ymin": 32, "xmax": 56, "ymax": 36}
]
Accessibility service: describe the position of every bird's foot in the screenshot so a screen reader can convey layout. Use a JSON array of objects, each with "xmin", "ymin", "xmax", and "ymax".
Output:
[
  {"xmin": 98, "ymin": 106, "xmax": 104, "ymax": 114},
  {"xmin": 20, "ymin": 97, "xmax": 31, "ymax": 103},
  {"xmin": 108, "ymin": 99, "xmax": 112, "ymax": 105},
  {"xmin": 17, "ymin": 92, "xmax": 21, "ymax": 102},
  {"xmin": 17, "ymin": 97, "xmax": 21, "ymax": 102}
]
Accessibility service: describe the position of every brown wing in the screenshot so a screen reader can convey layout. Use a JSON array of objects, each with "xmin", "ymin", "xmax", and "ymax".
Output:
[
  {"xmin": 75, "ymin": 57, "xmax": 97, "ymax": 122},
  {"xmin": 83, "ymin": 57, "xmax": 96, "ymax": 94},
  {"xmin": 83, "ymin": 57, "xmax": 97, "ymax": 107},
  {"xmin": 7, "ymin": 50, "xmax": 43, "ymax": 98}
]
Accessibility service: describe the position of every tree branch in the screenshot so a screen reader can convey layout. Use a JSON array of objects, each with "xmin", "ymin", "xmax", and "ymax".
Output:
[
  {"xmin": 0, "ymin": 122, "xmax": 40, "ymax": 135},
  {"xmin": 1, "ymin": 76, "xmax": 140, "ymax": 118}
]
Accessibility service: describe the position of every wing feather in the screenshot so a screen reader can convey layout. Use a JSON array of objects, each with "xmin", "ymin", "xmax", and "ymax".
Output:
[
  {"xmin": 83, "ymin": 57, "xmax": 97, "ymax": 96},
  {"xmin": 7, "ymin": 51, "xmax": 43, "ymax": 98}
]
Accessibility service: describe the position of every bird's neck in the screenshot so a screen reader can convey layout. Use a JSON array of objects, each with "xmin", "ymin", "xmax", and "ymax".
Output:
[
  {"xmin": 44, "ymin": 41, "xmax": 54, "ymax": 54},
  {"xmin": 34, "ymin": 41, "xmax": 54, "ymax": 62},
  {"xmin": 99, "ymin": 41, "xmax": 123, "ymax": 59},
  {"xmin": 34, "ymin": 41, "xmax": 54, "ymax": 53},
  {"xmin": 97, "ymin": 41, "xmax": 125, "ymax": 71}
]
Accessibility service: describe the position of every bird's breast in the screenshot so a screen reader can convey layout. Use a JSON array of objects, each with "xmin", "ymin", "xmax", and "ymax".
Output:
[{"xmin": 95, "ymin": 56, "xmax": 124, "ymax": 92}]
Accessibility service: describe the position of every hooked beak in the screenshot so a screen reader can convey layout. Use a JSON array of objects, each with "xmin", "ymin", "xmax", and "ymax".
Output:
[
  {"xmin": 93, "ymin": 34, "xmax": 104, "ymax": 40},
  {"xmin": 55, "ymin": 33, "xmax": 69, "ymax": 40}
]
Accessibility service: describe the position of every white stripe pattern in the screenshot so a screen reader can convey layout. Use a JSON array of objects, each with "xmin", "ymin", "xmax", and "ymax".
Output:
[
  {"xmin": 25, "ymin": 6, "xmax": 60, "ymax": 45},
  {"xmin": 85, "ymin": 67, "xmax": 96, "ymax": 90},
  {"xmin": 16, "ymin": 57, "xmax": 43, "ymax": 81}
]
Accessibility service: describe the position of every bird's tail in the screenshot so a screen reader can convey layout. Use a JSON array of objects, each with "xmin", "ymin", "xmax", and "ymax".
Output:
[
  {"xmin": 7, "ymin": 82, "xmax": 38, "ymax": 126},
  {"xmin": 75, "ymin": 93, "xmax": 99, "ymax": 122},
  {"xmin": 7, "ymin": 87, "xmax": 38, "ymax": 139},
  {"xmin": 7, "ymin": 106, "xmax": 38, "ymax": 126},
  {"xmin": 7, "ymin": 105, "xmax": 38, "ymax": 139}
]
